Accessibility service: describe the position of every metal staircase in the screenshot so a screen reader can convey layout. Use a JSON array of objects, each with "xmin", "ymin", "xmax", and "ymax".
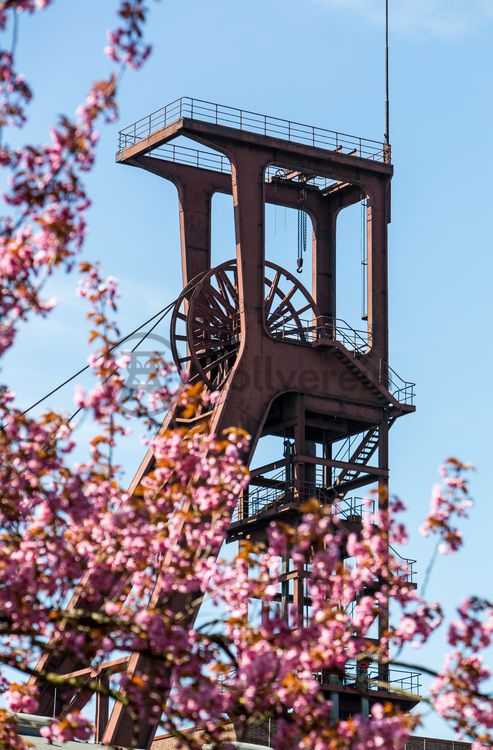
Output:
[
  {"xmin": 335, "ymin": 427, "xmax": 380, "ymax": 486},
  {"xmin": 332, "ymin": 416, "xmax": 397, "ymax": 489}
]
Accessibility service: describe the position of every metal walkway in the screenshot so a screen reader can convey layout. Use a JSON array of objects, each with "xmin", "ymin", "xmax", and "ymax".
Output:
[{"xmin": 117, "ymin": 96, "xmax": 389, "ymax": 162}]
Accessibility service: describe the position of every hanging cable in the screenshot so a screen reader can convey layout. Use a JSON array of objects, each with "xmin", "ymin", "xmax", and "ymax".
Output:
[{"xmin": 360, "ymin": 197, "xmax": 368, "ymax": 321}]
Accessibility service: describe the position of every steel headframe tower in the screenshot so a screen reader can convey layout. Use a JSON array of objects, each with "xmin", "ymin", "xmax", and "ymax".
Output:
[{"xmin": 31, "ymin": 98, "xmax": 418, "ymax": 747}]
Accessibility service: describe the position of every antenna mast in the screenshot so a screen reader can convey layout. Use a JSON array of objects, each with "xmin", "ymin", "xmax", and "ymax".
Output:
[{"xmin": 385, "ymin": 0, "xmax": 390, "ymax": 148}]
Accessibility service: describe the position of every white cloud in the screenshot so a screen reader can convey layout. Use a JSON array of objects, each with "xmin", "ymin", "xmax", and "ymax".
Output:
[{"xmin": 313, "ymin": 0, "xmax": 493, "ymax": 39}]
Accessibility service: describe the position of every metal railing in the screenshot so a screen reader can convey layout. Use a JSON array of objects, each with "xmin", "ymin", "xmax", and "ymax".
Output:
[
  {"xmin": 232, "ymin": 468, "xmax": 418, "ymax": 583},
  {"xmin": 135, "ymin": 143, "xmax": 341, "ymax": 192},
  {"xmin": 270, "ymin": 315, "xmax": 415, "ymax": 405},
  {"xmin": 390, "ymin": 545, "xmax": 417, "ymax": 585},
  {"xmin": 386, "ymin": 363, "xmax": 415, "ymax": 405},
  {"xmin": 117, "ymin": 96, "xmax": 389, "ymax": 162},
  {"xmin": 149, "ymin": 142, "xmax": 231, "ymax": 173},
  {"xmin": 332, "ymin": 494, "xmax": 375, "ymax": 520},
  {"xmin": 220, "ymin": 663, "xmax": 420, "ymax": 697},
  {"xmin": 315, "ymin": 662, "xmax": 421, "ymax": 695},
  {"xmin": 267, "ymin": 312, "xmax": 415, "ymax": 405},
  {"xmin": 303, "ymin": 317, "xmax": 415, "ymax": 405},
  {"xmin": 359, "ymin": 354, "xmax": 415, "ymax": 406},
  {"xmin": 270, "ymin": 316, "xmax": 371, "ymax": 354},
  {"xmin": 232, "ymin": 480, "xmax": 320, "ymax": 523},
  {"xmin": 317, "ymin": 317, "xmax": 371, "ymax": 354},
  {"xmin": 332, "ymin": 432, "xmax": 369, "ymax": 465},
  {"xmin": 232, "ymin": 478, "xmax": 374, "ymax": 525},
  {"xmin": 404, "ymin": 739, "xmax": 470, "ymax": 750}
]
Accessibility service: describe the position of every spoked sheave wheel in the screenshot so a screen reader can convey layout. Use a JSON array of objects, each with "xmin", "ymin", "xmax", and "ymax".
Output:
[
  {"xmin": 171, "ymin": 260, "xmax": 319, "ymax": 389},
  {"xmin": 169, "ymin": 270, "xmax": 208, "ymax": 378},
  {"xmin": 263, "ymin": 262, "xmax": 319, "ymax": 341}
]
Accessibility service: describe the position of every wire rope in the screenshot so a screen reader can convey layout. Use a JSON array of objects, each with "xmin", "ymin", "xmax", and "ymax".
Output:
[
  {"xmin": 17, "ymin": 299, "xmax": 178, "ymax": 420},
  {"xmin": 66, "ymin": 302, "xmax": 174, "ymax": 424}
]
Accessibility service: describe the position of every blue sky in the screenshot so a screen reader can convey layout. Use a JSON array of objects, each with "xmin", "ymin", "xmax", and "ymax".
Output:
[{"xmin": 2, "ymin": 0, "xmax": 493, "ymax": 740}]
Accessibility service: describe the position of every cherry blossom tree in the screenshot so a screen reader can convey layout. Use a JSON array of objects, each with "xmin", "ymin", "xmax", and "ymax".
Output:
[{"xmin": 0, "ymin": 2, "xmax": 491, "ymax": 749}]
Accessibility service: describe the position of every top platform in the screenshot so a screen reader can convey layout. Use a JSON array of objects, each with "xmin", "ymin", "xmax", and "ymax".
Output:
[{"xmin": 117, "ymin": 96, "xmax": 391, "ymax": 164}]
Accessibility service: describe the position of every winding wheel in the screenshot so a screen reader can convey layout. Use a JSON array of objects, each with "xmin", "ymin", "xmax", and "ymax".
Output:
[{"xmin": 171, "ymin": 259, "xmax": 320, "ymax": 388}]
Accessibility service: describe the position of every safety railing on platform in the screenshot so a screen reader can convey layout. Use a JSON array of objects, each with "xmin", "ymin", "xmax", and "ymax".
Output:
[
  {"xmin": 403, "ymin": 739, "xmax": 469, "ymax": 750},
  {"xmin": 232, "ymin": 480, "xmax": 318, "ymax": 523},
  {"xmin": 232, "ymin": 479, "xmax": 375, "ymax": 525},
  {"xmin": 333, "ymin": 494, "xmax": 375, "ymax": 520},
  {"xmin": 149, "ymin": 142, "xmax": 231, "ymax": 173},
  {"xmin": 233, "ymin": 472, "xmax": 418, "ymax": 583},
  {"xmin": 117, "ymin": 96, "xmax": 389, "ymax": 162},
  {"xmin": 386, "ymin": 363, "xmax": 415, "ymax": 405},
  {"xmin": 137, "ymin": 143, "xmax": 340, "ymax": 192},
  {"xmin": 283, "ymin": 316, "xmax": 415, "ymax": 406},
  {"xmin": 315, "ymin": 663, "xmax": 421, "ymax": 695},
  {"xmin": 271, "ymin": 316, "xmax": 371, "ymax": 354},
  {"xmin": 271, "ymin": 315, "xmax": 414, "ymax": 405},
  {"xmin": 270, "ymin": 313, "xmax": 415, "ymax": 405},
  {"xmin": 390, "ymin": 545, "xmax": 417, "ymax": 585},
  {"xmin": 317, "ymin": 317, "xmax": 371, "ymax": 353},
  {"xmin": 221, "ymin": 663, "xmax": 420, "ymax": 696},
  {"xmin": 360, "ymin": 355, "xmax": 415, "ymax": 406}
]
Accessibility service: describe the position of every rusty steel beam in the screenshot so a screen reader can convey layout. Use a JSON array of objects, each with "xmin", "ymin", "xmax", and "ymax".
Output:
[
  {"xmin": 293, "ymin": 453, "xmax": 388, "ymax": 477},
  {"xmin": 250, "ymin": 459, "xmax": 287, "ymax": 477},
  {"xmin": 117, "ymin": 117, "xmax": 393, "ymax": 182}
]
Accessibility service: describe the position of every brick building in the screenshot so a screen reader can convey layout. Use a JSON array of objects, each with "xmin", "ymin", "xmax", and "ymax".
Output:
[{"xmin": 152, "ymin": 720, "xmax": 471, "ymax": 750}]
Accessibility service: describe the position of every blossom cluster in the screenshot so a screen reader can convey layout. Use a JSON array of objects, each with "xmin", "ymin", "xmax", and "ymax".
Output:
[
  {"xmin": 0, "ymin": 271, "xmax": 487, "ymax": 749},
  {"xmin": 0, "ymin": 0, "xmax": 158, "ymax": 356},
  {"xmin": 421, "ymin": 458, "xmax": 474, "ymax": 553},
  {"xmin": 105, "ymin": 0, "xmax": 155, "ymax": 69}
]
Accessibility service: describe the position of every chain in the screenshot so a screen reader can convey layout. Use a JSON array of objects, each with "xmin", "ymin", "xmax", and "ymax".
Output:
[{"xmin": 297, "ymin": 185, "xmax": 308, "ymax": 273}]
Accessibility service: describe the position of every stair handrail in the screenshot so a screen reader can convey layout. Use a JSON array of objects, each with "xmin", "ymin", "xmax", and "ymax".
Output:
[
  {"xmin": 389, "ymin": 544, "xmax": 417, "ymax": 585},
  {"xmin": 324, "ymin": 325, "xmax": 415, "ymax": 405},
  {"xmin": 264, "ymin": 314, "xmax": 415, "ymax": 405},
  {"xmin": 316, "ymin": 316, "xmax": 371, "ymax": 354}
]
